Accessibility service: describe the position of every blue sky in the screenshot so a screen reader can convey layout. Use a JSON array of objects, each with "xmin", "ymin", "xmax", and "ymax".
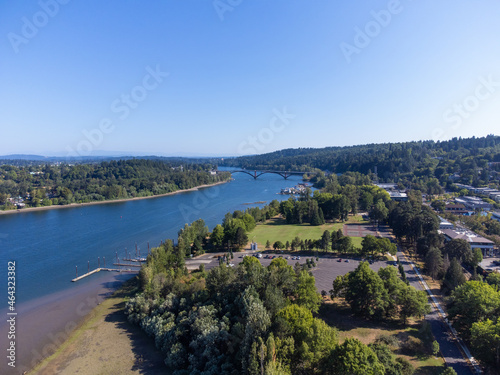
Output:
[{"xmin": 1, "ymin": 0, "xmax": 500, "ymax": 157}]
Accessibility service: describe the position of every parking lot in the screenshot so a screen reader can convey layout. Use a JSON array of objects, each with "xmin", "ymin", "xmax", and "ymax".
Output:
[
  {"xmin": 343, "ymin": 223, "xmax": 394, "ymax": 240},
  {"xmin": 186, "ymin": 251, "xmax": 397, "ymax": 293}
]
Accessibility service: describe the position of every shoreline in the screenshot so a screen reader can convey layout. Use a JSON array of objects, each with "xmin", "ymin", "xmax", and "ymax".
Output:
[
  {"xmin": 0, "ymin": 179, "xmax": 230, "ymax": 216},
  {"xmin": 0, "ymin": 271, "xmax": 138, "ymax": 374}
]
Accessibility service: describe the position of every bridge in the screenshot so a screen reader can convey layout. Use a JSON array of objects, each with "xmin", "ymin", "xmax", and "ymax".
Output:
[{"xmin": 219, "ymin": 170, "xmax": 306, "ymax": 180}]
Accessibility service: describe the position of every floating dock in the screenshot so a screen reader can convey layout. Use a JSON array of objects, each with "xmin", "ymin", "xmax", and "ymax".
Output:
[{"xmin": 71, "ymin": 267, "xmax": 137, "ymax": 282}]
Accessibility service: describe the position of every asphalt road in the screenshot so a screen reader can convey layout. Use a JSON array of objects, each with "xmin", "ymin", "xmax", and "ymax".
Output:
[{"xmin": 398, "ymin": 251, "xmax": 473, "ymax": 375}]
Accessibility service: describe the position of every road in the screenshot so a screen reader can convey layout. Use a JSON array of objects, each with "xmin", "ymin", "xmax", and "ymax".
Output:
[{"xmin": 398, "ymin": 250, "xmax": 474, "ymax": 375}]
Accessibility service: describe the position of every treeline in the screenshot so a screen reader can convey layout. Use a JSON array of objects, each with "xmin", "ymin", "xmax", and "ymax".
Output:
[
  {"xmin": 332, "ymin": 262, "xmax": 430, "ymax": 324},
  {"xmin": 127, "ymin": 250, "xmax": 414, "ymax": 374},
  {"xmin": 278, "ymin": 177, "xmax": 391, "ymax": 225},
  {"xmin": 174, "ymin": 203, "xmax": 280, "ymax": 257},
  {"xmin": 222, "ymin": 135, "xmax": 500, "ymax": 191},
  {"xmin": 0, "ymin": 159, "xmax": 230, "ymax": 209},
  {"xmin": 385, "ymin": 194, "xmax": 481, "ymax": 292}
]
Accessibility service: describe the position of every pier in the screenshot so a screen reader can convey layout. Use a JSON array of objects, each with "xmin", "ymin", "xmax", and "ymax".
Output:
[{"xmin": 71, "ymin": 267, "xmax": 137, "ymax": 282}]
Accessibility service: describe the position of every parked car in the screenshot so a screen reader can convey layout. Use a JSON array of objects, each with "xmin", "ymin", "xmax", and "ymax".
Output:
[
  {"xmin": 338, "ymin": 259, "xmax": 342, "ymax": 262},
  {"xmin": 345, "ymin": 259, "xmax": 349, "ymax": 263}
]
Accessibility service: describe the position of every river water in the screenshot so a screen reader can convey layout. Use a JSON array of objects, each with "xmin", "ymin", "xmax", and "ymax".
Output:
[{"xmin": 0, "ymin": 171, "xmax": 303, "ymax": 304}]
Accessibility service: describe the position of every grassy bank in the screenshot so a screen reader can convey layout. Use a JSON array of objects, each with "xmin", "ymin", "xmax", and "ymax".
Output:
[{"xmin": 29, "ymin": 278, "xmax": 167, "ymax": 375}]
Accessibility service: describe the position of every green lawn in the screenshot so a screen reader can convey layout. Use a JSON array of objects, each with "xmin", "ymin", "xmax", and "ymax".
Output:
[{"xmin": 249, "ymin": 215, "xmax": 366, "ymax": 250}]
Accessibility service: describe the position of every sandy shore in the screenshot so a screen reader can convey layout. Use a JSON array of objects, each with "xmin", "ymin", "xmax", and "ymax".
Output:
[
  {"xmin": 28, "ymin": 278, "xmax": 167, "ymax": 375},
  {"xmin": 0, "ymin": 180, "xmax": 230, "ymax": 216},
  {"xmin": 0, "ymin": 272, "xmax": 139, "ymax": 375}
]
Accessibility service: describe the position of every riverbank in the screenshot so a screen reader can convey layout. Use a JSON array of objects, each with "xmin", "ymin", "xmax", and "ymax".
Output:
[
  {"xmin": 0, "ymin": 272, "xmax": 139, "ymax": 374},
  {"xmin": 0, "ymin": 179, "xmax": 230, "ymax": 216},
  {"xmin": 28, "ymin": 278, "xmax": 167, "ymax": 375}
]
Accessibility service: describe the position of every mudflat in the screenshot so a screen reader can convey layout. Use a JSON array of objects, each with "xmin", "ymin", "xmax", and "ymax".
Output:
[{"xmin": 30, "ymin": 278, "xmax": 167, "ymax": 375}]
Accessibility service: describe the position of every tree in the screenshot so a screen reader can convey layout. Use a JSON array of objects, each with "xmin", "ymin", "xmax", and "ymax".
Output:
[
  {"xmin": 370, "ymin": 200, "xmax": 388, "ymax": 223},
  {"xmin": 321, "ymin": 230, "xmax": 331, "ymax": 252},
  {"xmin": 344, "ymin": 262, "xmax": 388, "ymax": 319},
  {"xmin": 361, "ymin": 235, "xmax": 381, "ymax": 257},
  {"xmin": 443, "ymin": 239, "xmax": 472, "ymax": 263},
  {"xmin": 432, "ymin": 340, "xmax": 440, "ymax": 357},
  {"xmin": 472, "ymin": 248, "xmax": 483, "ymax": 268},
  {"xmin": 440, "ymin": 367, "xmax": 457, "ymax": 375},
  {"xmin": 425, "ymin": 247, "xmax": 443, "ymax": 280},
  {"xmin": 325, "ymin": 338, "xmax": 385, "ymax": 375},
  {"xmin": 471, "ymin": 318, "xmax": 500, "ymax": 369},
  {"xmin": 337, "ymin": 236, "xmax": 353, "ymax": 254},
  {"xmin": 444, "ymin": 258, "xmax": 466, "ymax": 291},
  {"xmin": 234, "ymin": 226, "xmax": 248, "ymax": 249},
  {"xmin": 295, "ymin": 270, "xmax": 321, "ymax": 313},
  {"xmin": 448, "ymin": 281, "xmax": 500, "ymax": 337},
  {"xmin": 273, "ymin": 241, "xmax": 285, "ymax": 251},
  {"xmin": 265, "ymin": 240, "xmax": 271, "ymax": 250},
  {"xmin": 399, "ymin": 285, "xmax": 430, "ymax": 325}
]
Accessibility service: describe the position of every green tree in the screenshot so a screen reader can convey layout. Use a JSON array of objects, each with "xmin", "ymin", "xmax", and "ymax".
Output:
[
  {"xmin": 425, "ymin": 247, "xmax": 443, "ymax": 280},
  {"xmin": 470, "ymin": 318, "xmax": 500, "ymax": 368},
  {"xmin": 234, "ymin": 226, "xmax": 248, "ymax": 249},
  {"xmin": 443, "ymin": 239, "xmax": 472, "ymax": 263},
  {"xmin": 448, "ymin": 280, "xmax": 500, "ymax": 337},
  {"xmin": 210, "ymin": 224, "xmax": 225, "ymax": 249},
  {"xmin": 399, "ymin": 285, "xmax": 430, "ymax": 325},
  {"xmin": 325, "ymin": 338, "xmax": 385, "ymax": 375},
  {"xmin": 444, "ymin": 258, "xmax": 466, "ymax": 291},
  {"xmin": 432, "ymin": 340, "xmax": 440, "ymax": 356},
  {"xmin": 344, "ymin": 262, "xmax": 388, "ymax": 319},
  {"xmin": 321, "ymin": 230, "xmax": 331, "ymax": 252},
  {"xmin": 295, "ymin": 270, "xmax": 321, "ymax": 313}
]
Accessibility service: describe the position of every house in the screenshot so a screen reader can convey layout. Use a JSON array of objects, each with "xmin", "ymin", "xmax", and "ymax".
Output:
[
  {"xmin": 492, "ymin": 211, "xmax": 500, "ymax": 223},
  {"xmin": 441, "ymin": 228, "xmax": 496, "ymax": 256}
]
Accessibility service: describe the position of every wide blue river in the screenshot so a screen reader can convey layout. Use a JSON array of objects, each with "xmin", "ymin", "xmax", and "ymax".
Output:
[{"xmin": 0, "ymin": 171, "xmax": 302, "ymax": 304}]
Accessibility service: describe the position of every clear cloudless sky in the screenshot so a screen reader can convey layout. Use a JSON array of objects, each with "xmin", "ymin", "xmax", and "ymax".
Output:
[{"xmin": 1, "ymin": 0, "xmax": 500, "ymax": 157}]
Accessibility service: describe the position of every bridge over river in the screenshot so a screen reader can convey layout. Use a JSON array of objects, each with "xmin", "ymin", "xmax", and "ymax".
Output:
[{"xmin": 219, "ymin": 170, "xmax": 306, "ymax": 180}]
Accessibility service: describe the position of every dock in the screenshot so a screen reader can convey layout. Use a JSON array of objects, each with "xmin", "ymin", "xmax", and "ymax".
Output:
[
  {"xmin": 112, "ymin": 263, "xmax": 143, "ymax": 267},
  {"xmin": 71, "ymin": 267, "xmax": 137, "ymax": 282}
]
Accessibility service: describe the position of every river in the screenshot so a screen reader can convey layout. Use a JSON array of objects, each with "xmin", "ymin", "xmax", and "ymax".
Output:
[{"xmin": 0, "ymin": 170, "xmax": 304, "ymax": 305}]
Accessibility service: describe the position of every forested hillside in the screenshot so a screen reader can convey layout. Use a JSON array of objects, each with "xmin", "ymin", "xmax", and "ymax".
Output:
[
  {"xmin": 0, "ymin": 159, "xmax": 230, "ymax": 209},
  {"xmin": 222, "ymin": 135, "xmax": 500, "ymax": 189}
]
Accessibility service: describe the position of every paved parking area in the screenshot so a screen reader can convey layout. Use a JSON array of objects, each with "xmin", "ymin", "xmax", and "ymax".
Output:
[{"xmin": 343, "ymin": 223, "xmax": 394, "ymax": 239}]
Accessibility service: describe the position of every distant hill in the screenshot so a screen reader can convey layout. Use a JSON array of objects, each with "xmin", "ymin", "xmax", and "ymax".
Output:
[{"xmin": 220, "ymin": 135, "xmax": 500, "ymax": 188}]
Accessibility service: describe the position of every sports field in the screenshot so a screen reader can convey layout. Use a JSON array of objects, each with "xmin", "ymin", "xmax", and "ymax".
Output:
[{"xmin": 249, "ymin": 215, "xmax": 367, "ymax": 250}]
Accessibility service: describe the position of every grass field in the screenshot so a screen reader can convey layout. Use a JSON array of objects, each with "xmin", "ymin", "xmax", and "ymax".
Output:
[
  {"xmin": 249, "ymin": 215, "xmax": 366, "ymax": 250},
  {"xmin": 319, "ymin": 301, "xmax": 446, "ymax": 375}
]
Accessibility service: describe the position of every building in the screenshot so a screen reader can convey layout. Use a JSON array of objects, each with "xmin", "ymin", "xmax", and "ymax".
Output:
[
  {"xmin": 375, "ymin": 183, "xmax": 398, "ymax": 191},
  {"xmin": 441, "ymin": 228, "xmax": 496, "ymax": 256},
  {"xmin": 445, "ymin": 203, "xmax": 472, "ymax": 216},
  {"xmin": 438, "ymin": 216, "xmax": 454, "ymax": 230},
  {"xmin": 388, "ymin": 191, "xmax": 408, "ymax": 202},
  {"xmin": 492, "ymin": 211, "xmax": 500, "ymax": 223},
  {"xmin": 455, "ymin": 196, "xmax": 492, "ymax": 211}
]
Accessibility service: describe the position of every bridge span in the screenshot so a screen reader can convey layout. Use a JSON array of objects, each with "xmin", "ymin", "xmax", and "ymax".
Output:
[{"xmin": 218, "ymin": 170, "xmax": 306, "ymax": 180}]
